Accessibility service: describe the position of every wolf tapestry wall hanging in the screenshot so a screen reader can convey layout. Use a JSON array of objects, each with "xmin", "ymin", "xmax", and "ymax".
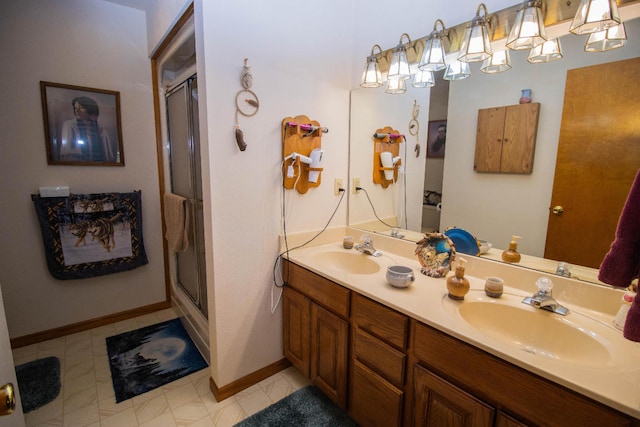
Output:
[{"xmin": 32, "ymin": 191, "xmax": 148, "ymax": 280}]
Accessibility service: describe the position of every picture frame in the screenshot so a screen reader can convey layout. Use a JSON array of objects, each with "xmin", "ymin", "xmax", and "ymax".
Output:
[
  {"xmin": 427, "ymin": 120, "xmax": 447, "ymax": 158},
  {"xmin": 40, "ymin": 81, "xmax": 124, "ymax": 166}
]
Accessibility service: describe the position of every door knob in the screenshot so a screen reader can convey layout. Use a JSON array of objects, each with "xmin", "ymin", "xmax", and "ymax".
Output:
[
  {"xmin": 0, "ymin": 383, "xmax": 15, "ymax": 416},
  {"xmin": 552, "ymin": 206, "xmax": 564, "ymax": 215}
]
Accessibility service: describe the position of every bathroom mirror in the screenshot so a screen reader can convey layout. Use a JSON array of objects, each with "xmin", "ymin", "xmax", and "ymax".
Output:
[{"xmin": 348, "ymin": 17, "xmax": 640, "ymax": 285}]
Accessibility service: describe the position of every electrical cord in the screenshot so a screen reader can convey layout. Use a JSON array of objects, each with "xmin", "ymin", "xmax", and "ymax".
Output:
[
  {"xmin": 355, "ymin": 186, "xmax": 395, "ymax": 229},
  {"xmin": 402, "ymin": 135, "xmax": 408, "ymax": 230},
  {"xmin": 271, "ymin": 185, "xmax": 346, "ymax": 313}
]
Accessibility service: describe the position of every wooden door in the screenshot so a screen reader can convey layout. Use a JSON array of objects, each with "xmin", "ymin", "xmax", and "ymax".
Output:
[
  {"xmin": 411, "ymin": 364, "xmax": 493, "ymax": 427},
  {"xmin": 282, "ymin": 288, "xmax": 311, "ymax": 377},
  {"xmin": 544, "ymin": 57, "xmax": 640, "ymax": 268},
  {"xmin": 0, "ymin": 283, "xmax": 24, "ymax": 426},
  {"xmin": 310, "ymin": 303, "xmax": 349, "ymax": 409}
]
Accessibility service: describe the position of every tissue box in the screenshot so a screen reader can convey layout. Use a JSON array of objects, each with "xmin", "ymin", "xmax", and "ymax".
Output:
[{"xmin": 39, "ymin": 186, "xmax": 70, "ymax": 197}]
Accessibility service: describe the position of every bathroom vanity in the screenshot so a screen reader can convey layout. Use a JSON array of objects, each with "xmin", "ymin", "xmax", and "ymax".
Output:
[{"xmin": 281, "ymin": 230, "xmax": 640, "ymax": 427}]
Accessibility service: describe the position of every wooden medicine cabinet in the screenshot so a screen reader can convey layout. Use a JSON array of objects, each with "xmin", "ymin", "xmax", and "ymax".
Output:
[{"xmin": 474, "ymin": 103, "xmax": 540, "ymax": 174}]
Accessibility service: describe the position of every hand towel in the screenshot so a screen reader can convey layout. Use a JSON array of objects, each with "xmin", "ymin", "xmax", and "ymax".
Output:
[
  {"xmin": 163, "ymin": 192, "xmax": 189, "ymax": 252},
  {"xmin": 598, "ymin": 168, "xmax": 640, "ymax": 341}
]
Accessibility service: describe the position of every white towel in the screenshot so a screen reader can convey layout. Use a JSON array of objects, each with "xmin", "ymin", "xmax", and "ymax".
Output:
[{"xmin": 163, "ymin": 192, "xmax": 189, "ymax": 252}]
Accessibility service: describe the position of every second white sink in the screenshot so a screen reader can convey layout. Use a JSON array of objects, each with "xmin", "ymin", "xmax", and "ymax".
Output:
[{"xmin": 443, "ymin": 291, "xmax": 615, "ymax": 367}]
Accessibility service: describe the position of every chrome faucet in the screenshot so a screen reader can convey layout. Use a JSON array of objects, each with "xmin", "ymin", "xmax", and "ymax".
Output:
[
  {"xmin": 391, "ymin": 227, "xmax": 405, "ymax": 239},
  {"xmin": 522, "ymin": 277, "xmax": 569, "ymax": 316},
  {"xmin": 354, "ymin": 235, "xmax": 382, "ymax": 257}
]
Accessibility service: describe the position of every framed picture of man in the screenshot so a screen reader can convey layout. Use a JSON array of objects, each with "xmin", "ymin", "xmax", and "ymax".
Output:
[
  {"xmin": 427, "ymin": 120, "xmax": 447, "ymax": 158},
  {"xmin": 40, "ymin": 81, "xmax": 124, "ymax": 166}
]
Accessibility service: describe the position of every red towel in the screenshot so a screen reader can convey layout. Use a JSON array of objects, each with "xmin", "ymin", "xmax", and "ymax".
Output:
[{"xmin": 598, "ymin": 168, "xmax": 640, "ymax": 341}]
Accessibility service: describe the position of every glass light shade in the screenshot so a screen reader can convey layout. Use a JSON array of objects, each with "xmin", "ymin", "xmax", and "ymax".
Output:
[
  {"xmin": 419, "ymin": 34, "xmax": 447, "ymax": 71},
  {"xmin": 360, "ymin": 56, "xmax": 382, "ymax": 88},
  {"xmin": 585, "ymin": 23, "xmax": 627, "ymax": 51},
  {"xmin": 385, "ymin": 77, "xmax": 407, "ymax": 94},
  {"xmin": 412, "ymin": 69, "xmax": 435, "ymax": 88},
  {"xmin": 506, "ymin": 2, "xmax": 547, "ymax": 50},
  {"xmin": 444, "ymin": 59, "xmax": 471, "ymax": 81},
  {"xmin": 527, "ymin": 38, "xmax": 563, "ymax": 63},
  {"xmin": 570, "ymin": 0, "xmax": 620, "ymax": 34},
  {"xmin": 458, "ymin": 21, "xmax": 492, "ymax": 62},
  {"xmin": 388, "ymin": 44, "xmax": 411, "ymax": 80},
  {"xmin": 481, "ymin": 50, "xmax": 512, "ymax": 73}
]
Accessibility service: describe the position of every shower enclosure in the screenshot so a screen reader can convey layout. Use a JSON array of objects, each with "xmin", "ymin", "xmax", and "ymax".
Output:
[
  {"xmin": 152, "ymin": 10, "xmax": 210, "ymax": 363},
  {"xmin": 166, "ymin": 76, "xmax": 207, "ymax": 317}
]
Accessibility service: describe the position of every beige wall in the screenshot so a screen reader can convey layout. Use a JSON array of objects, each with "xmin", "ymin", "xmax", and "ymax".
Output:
[{"xmin": 0, "ymin": 0, "xmax": 164, "ymax": 337}]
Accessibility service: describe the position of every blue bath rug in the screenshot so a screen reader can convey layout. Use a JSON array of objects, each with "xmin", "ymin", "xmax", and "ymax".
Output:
[
  {"xmin": 15, "ymin": 356, "xmax": 61, "ymax": 413},
  {"xmin": 106, "ymin": 318, "xmax": 207, "ymax": 402},
  {"xmin": 234, "ymin": 385, "xmax": 358, "ymax": 427}
]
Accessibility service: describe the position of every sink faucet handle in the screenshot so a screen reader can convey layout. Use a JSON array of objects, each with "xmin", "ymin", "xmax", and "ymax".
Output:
[{"xmin": 536, "ymin": 277, "xmax": 554, "ymax": 295}]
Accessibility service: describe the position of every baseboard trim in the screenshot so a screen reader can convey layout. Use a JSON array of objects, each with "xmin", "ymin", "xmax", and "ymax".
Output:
[
  {"xmin": 10, "ymin": 300, "xmax": 172, "ymax": 348},
  {"xmin": 209, "ymin": 358, "xmax": 292, "ymax": 401}
]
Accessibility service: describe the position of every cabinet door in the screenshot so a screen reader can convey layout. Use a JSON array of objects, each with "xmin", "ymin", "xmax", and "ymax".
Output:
[
  {"xmin": 474, "ymin": 107, "xmax": 506, "ymax": 173},
  {"xmin": 500, "ymin": 103, "xmax": 539, "ymax": 174},
  {"xmin": 495, "ymin": 412, "xmax": 528, "ymax": 427},
  {"xmin": 350, "ymin": 359, "xmax": 403, "ymax": 427},
  {"xmin": 412, "ymin": 364, "xmax": 493, "ymax": 427},
  {"xmin": 283, "ymin": 287, "xmax": 311, "ymax": 376},
  {"xmin": 311, "ymin": 303, "xmax": 349, "ymax": 409}
]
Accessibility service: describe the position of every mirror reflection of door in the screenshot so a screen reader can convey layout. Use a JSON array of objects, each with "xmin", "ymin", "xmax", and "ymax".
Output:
[
  {"xmin": 422, "ymin": 75, "xmax": 449, "ymax": 233},
  {"xmin": 544, "ymin": 57, "xmax": 640, "ymax": 269}
]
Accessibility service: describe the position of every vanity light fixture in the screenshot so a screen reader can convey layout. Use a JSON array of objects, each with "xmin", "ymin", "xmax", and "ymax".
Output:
[
  {"xmin": 527, "ymin": 38, "xmax": 563, "ymax": 63},
  {"xmin": 360, "ymin": 44, "xmax": 383, "ymax": 88},
  {"xmin": 506, "ymin": 0, "xmax": 547, "ymax": 50},
  {"xmin": 444, "ymin": 57, "xmax": 471, "ymax": 80},
  {"xmin": 585, "ymin": 22, "xmax": 627, "ymax": 51},
  {"xmin": 412, "ymin": 69, "xmax": 436, "ymax": 88},
  {"xmin": 570, "ymin": 0, "xmax": 621, "ymax": 34},
  {"xmin": 419, "ymin": 19, "xmax": 448, "ymax": 72},
  {"xmin": 458, "ymin": 3, "xmax": 493, "ymax": 63},
  {"xmin": 385, "ymin": 77, "xmax": 407, "ymax": 94},
  {"xmin": 480, "ymin": 49, "xmax": 512, "ymax": 73},
  {"xmin": 388, "ymin": 33, "xmax": 412, "ymax": 81}
]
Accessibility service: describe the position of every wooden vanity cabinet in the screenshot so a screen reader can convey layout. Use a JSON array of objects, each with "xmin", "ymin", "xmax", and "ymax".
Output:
[
  {"xmin": 281, "ymin": 260, "xmax": 350, "ymax": 409},
  {"xmin": 474, "ymin": 103, "xmax": 539, "ymax": 174},
  {"xmin": 349, "ymin": 293, "xmax": 409, "ymax": 427},
  {"xmin": 283, "ymin": 261, "xmax": 636, "ymax": 426},
  {"xmin": 408, "ymin": 320, "xmax": 635, "ymax": 427}
]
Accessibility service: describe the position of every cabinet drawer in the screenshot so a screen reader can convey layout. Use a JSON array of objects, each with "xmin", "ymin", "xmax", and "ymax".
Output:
[
  {"xmin": 283, "ymin": 260, "xmax": 350, "ymax": 318},
  {"xmin": 353, "ymin": 327, "xmax": 406, "ymax": 388},
  {"xmin": 352, "ymin": 293, "xmax": 408, "ymax": 350},
  {"xmin": 350, "ymin": 359, "xmax": 403, "ymax": 427}
]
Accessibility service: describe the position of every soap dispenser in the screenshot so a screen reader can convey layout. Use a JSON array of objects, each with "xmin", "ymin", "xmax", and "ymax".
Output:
[
  {"xmin": 447, "ymin": 258, "xmax": 470, "ymax": 300},
  {"xmin": 502, "ymin": 235, "xmax": 522, "ymax": 263}
]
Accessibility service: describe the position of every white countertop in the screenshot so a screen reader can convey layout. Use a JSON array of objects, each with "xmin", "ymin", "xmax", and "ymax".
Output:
[{"xmin": 282, "ymin": 227, "xmax": 640, "ymax": 419}]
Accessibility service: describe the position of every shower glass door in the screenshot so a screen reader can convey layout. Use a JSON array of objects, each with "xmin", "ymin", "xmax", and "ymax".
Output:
[{"xmin": 166, "ymin": 75, "xmax": 208, "ymax": 318}]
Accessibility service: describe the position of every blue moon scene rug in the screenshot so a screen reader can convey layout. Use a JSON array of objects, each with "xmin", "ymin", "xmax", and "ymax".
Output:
[{"xmin": 106, "ymin": 318, "xmax": 208, "ymax": 402}]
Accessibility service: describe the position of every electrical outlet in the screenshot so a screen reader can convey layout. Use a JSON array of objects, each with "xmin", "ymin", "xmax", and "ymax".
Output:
[
  {"xmin": 352, "ymin": 177, "xmax": 361, "ymax": 194},
  {"xmin": 334, "ymin": 178, "xmax": 343, "ymax": 195}
]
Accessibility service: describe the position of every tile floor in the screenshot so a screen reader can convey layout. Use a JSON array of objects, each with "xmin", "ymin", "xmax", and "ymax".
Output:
[{"xmin": 11, "ymin": 307, "xmax": 312, "ymax": 426}]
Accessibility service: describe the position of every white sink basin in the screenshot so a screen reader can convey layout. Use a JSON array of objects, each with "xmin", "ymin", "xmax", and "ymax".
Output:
[
  {"xmin": 443, "ymin": 292, "xmax": 613, "ymax": 366},
  {"xmin": 312, "ymin": 251, "xmax": 381, "ymax": 275}
]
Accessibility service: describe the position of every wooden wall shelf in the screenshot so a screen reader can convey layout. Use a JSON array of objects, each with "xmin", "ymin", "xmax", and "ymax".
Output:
[
  {"xmin": 281, "ymin": 115, "xmax": 324, "ymax": 194},
  {"xmin": 373, "ymin": 126, "xmax": 403, "ymax": 188}
]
